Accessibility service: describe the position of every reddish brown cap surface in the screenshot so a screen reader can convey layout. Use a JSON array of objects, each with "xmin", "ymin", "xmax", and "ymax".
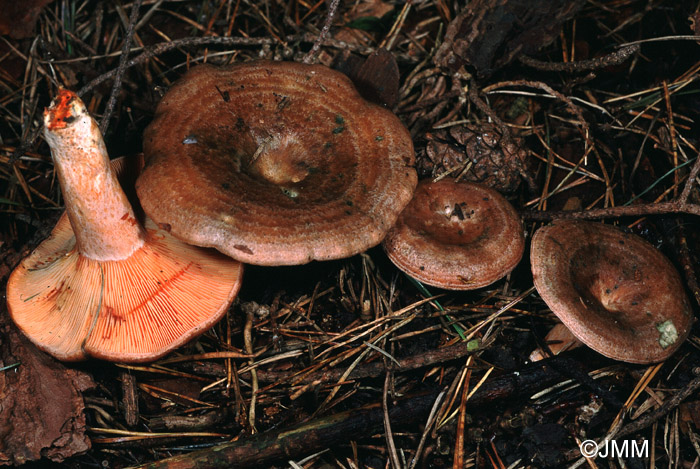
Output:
[
  {"xmin": 136, "ymin": 60, "xmax": 417, "ymax": 265},
  {"xmin": 383, "ymin": 178, "xmax": 525, "ymax": 290},
  {"xmin": 7, "ymin": 157, "xmax": 243, "ymax": 362},
  {"xmin": 531, "ymin": 220, "xmax": 693, "ymax": 364}
]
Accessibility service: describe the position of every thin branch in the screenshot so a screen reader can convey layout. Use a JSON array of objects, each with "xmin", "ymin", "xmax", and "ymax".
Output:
[
  {"xmin": 680, "ymin": 146, "xmax": 700, "ymax": 203},
  {"xmin": 521, "ymin": 200, "xmax": 700, "ymax": 221},
  {"xmin": 383, "ymin": 372, "xmax": 401, "ymax": 469},
  {"xmin": 99, "ymin": 0, "xmax": 143, "ymax": 135},
  {"xmin": 9, "ymin": 33, "xmax": 378, "ymax": 165},
  {"xmin": 523, "ymin": 151, "xmax": 700, "ymax": 220},
  {"xmin": 615, "ymin": 367, "xmax": 700, "ymax": 438},
  {"xmin": 519, "ymin": 44, "xmax": 639, "ymax": 73},
  {"xmin": 302, "ymin": 0, "xmax": 341, "ymax": 64}
]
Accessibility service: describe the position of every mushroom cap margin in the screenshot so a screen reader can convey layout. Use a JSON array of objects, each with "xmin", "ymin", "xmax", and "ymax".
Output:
[
  {"xmin": 136, "ymin": 60, "xmax": 418, "ymax": 265},
  {"xmin": 530, "ymin": 220, "xmax": 693, "ymax": 364},
  {"xmin": 383, "ymin": 178, "xmax": 525, "ymax": 290}
]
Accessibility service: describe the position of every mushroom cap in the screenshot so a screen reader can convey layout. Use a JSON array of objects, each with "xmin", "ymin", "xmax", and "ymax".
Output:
[
  {"xmin": 136, "ymin": 61, "xmax": 417, "ymax": 266},
  {"xmin": 383, "ymin": 178, "xmax": 525, "ymax": 290},
  {"xmin": 6, "ymin": 156, "xmax": 243, "ymax": 362},
  {"xmin": 530, "ymin": 220, "xmax": 693, "ymax": 364}
]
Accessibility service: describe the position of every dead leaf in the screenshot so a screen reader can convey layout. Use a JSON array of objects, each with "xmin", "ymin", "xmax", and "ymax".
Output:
[
  {"xmin": 0, "ymin": 0, "xmax": 54, "ymax": 39},
  {"xmin": 0, "ymin": 309, "xmax": 94, "ymax": 465}
]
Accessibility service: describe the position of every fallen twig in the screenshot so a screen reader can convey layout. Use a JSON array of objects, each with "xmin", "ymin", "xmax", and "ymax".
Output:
[
  {"xmin": 302, "ymin": 0, "xmax": 341, "ymax": 64},
  {"xmin": 523, "ymin": 148, "xmax": 700, "ymax": 220},
  {"xmin": 136, "ymin": 353, "xmax": 608, "ymax": 468},
  {"xmin": 99, "ymin": 0, "xmax": 143, "ymax": 134},
  {"xmin": 519, "ymin": 45, "xmax": 640, "ymax": 73},
  {"xmin": 186, "ymin": 336, "xmax": 484, "ymax": 386}
]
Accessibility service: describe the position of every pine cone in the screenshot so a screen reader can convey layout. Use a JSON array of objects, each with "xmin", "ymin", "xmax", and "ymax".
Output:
[{"xmin": 419, "ymin": 123, "xmax": 528, "ymax": 192}]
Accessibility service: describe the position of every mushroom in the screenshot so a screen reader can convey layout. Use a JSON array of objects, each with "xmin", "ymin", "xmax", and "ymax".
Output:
[
  {"xmin": 530, "ymin": 220, "xmax": 693, "ymax": 364},
  {"xmin": 382, "ymin": 178, "xmax": 525, "ymax": 290},
  {"xmin": 6, "ymin": 90, "xmax": 243, "ymax": 362},
  {"xmin": 528, "ymin": 323, "xmax": 583, "ymax": 361},
  {"xmin": 135, "ymin": 60, "xmax": 417, "ymax": 266}
]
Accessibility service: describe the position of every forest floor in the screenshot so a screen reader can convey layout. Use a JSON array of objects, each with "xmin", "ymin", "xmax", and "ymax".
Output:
[{"xmin": 2, "ymin": 0, "xmax": 700, "ymax": 468}]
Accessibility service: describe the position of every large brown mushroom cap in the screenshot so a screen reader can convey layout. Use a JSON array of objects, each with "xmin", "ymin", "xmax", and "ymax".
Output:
[
  {"xmin": 7, "ymin": 157, "xmax": 243, "ymax": 362},
  {"xmin": 136, "ymin": 60, "xmax": 417, "ymax": 265},
  {"xmin": 530, "ymin": 220, "xmax": 693, "ymax": 364},
  {"xmin": 383, "ymin": 178, "xmax": 525, "ymax": 290}
]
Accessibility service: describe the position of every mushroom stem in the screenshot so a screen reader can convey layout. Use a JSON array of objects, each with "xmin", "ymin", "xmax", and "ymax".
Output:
[{"xmin": 43, "ymin": 89, "xmax": 145, "ymax": 261}]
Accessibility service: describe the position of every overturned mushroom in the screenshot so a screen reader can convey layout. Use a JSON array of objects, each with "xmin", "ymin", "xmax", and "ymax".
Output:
[
  {"xmin": 6, "ymin": 90, "xmax": 243, "ymax": 362},
  {"xmin": 529, "ymin": 323, "xmax": 583, "ymax": 362},
  {"xmin": 530, "ymin": 220, "xmax": 693, "ymax": 364},
  {"xmin": 136, "ymin": 60, "xmax": 417, "ymax": 266},
  {"xmin": 383, "ymin": 178, "xmax": 525, "ymax": 290}
]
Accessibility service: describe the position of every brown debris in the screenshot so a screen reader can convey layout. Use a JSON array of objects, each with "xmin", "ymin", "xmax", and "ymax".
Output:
[
  {"xmin": 0, "ymin": 0, "xmax": 53, "ymax": 39},
  {"xmin": 121, "ymin": 371, "xmax": 139, "ymax": 427},
  {"xmin": 434, "ymin": 0, "xmax": 587, "ymax": 77},
  {"xmin": 140, "ymin": 354, "xmax": 599, "ymax": 469},
  {"xmin": 519, "ymin": 45, "xmax": 640, "ymax": 73},
  {"xmin": 689, "ymin": 12, "xmax": 700, "ymax": 38},
  {"xmin": 0, "ymin": 310, "xmax": 93, "ymax": 465}
]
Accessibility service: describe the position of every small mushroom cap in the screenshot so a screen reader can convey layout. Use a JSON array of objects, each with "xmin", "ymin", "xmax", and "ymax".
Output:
[
  {"xmin": 383, "ymin": 178, "xmax": 525, "ymax": 290},
  {"xmin": 7, "ymin": 157, "xmax": 243, "ymax": 362},
  {"xmin": 136, "ymin": 60, "xmax": 417, "ymax": 265},
  {"xmin": 530, "ymin": 220, "xmax": 693, "ymax": 364}
]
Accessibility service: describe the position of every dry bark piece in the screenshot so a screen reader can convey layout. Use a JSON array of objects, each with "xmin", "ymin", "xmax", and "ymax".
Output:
[
  {"xmin": 418, "ymin": 123, "xmax": 529, "ymax": 192},
  {"xmin": 383, "ymin": 178, "xmax": 524, "ymax": 290},
  {"xmin": 0, "ymin": 0, "xmax": 53, "ymax": 39},
  {"xmin": 0, "ymin": 310, "xmax": 93, "ymax": 465},
  {"xmin": 136, "ymin": 60, "xmax": 417, "ymax": 266},
  {"xmin": 531, "ymin": 220, "xmax": 694, "ymax": 364},
  {"xmin": 6, "ymin": 90, "xmax": 243, "ymax": 363}
]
